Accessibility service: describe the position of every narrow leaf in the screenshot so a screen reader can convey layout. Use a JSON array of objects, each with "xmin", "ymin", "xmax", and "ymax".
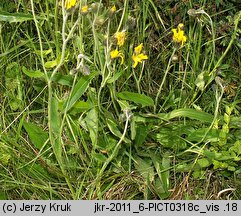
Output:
[
  {"xmin": 22, "ymin": 66, "xmax": 44, "ymax": 78},
  {"xmin": 0, "ymin": 11, "xmax": 43, "ymax": 23},
  {"xmin": 117, "ymin": 91, "xmax": 154, "ymax": 107},
  {"xmin": 159, "ymin": 108, "xmax": 214, "ymax": 123},
  {"xmin": 49, "ymin": 97, "xmax": 62, "ymax": 163},
  {"xmin": 64, "ymin": 72, "xmax": 97, "ymax": 111}
]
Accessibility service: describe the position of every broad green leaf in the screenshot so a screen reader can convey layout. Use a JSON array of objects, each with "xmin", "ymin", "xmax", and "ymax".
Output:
[
  {"xmin": 196, "ymin": 158, "xmax": 211, "ymax": 168},
  {"xmin": 22, "ymin": 66, "xmax": 44, "ymax": 78},
  {"xmin": 134, "ymin": 157, "xmax": 155, "ymax": 182},
  {"xmin": 64, "ymin": 72, "xmax": 97, "ymax": 111},
  {"xmin": 193, "ymin": 170, "xmax": 206, "ymax": 179},
  {"xmin": 176, "ymin": 163, "xmax": 193, "ymax": 172},
  {"xmin": 156, "ymin": 125, "xmax": 192, "ymax": 150},
  {"xmin": 158, "ymin": 108, "xmax": 214, "ymax": 123},
  {"xmin": 203, "ymin": 150, "xmax": 233, "ymax": 161},
  {"xmin": 117, "ymin": 91, "xmax": 154, "ymax": 107},
  {"xmin": 85, "ymin": 108, "xmax": 98, "ymax": 146},
  {"xmin": 151, "ymin": 153, "xmax": 170, "ymax": 195},
  {"xmin": 153, "ymin": 153, "xmax": 171, "ymax": 199},
  {"xmin": 35, "ymin": 49, "xmax": 52, "ymax": 57},
  {"xmin": 92, "ymin": 152, "xmax": 107, "ymax": 163},
  {"xmin": 229, "ymin": 140, "xmax": 241, "ymax": 155},
  {"xmin": 49, "ymin": 97, "xmax": 62, "ymax": 163},
  {"xmin": 51, "ymin": 73, "xmax": 73, "ymax": 86},
  {"xmin": 70, "ymin": 101, "xmax": 92, "ymax": 114},
  {"xmin": 5, "ymin": 62, "xmax": 23, "ymax": 110},
  {"xmin": 134, "ymin": 124, "xmax": 150, "ymax": 147},
  {"xmin": 106, "ymin": 118, "xmax": 130, "ymax": 144},
  {"xmin": 45, "ymin": 59, "xmax": 58, "ymax": 68},
  {"xmin": 0, "ymin": 11, "xmax": 43, "ymax": 23},
  {"xmin": 154, "ymin": 178, "xmax": 170, "ymax": 199},
  {"xmin": 23, "ymin": 121, "xmax": 48, "ymax": 149},
  {"xmin": 187, "ymin": 128, "xmax": 219, "ymax": 142},
  {"xmin": 6, "ymin": 62, "xmax": 20, "ymax": 79},
  {"xmin": 117, "ymin": 100, "xmax": 131, "ymax": 111}
]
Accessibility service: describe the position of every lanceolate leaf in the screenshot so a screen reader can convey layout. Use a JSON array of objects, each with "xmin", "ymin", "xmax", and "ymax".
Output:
[
  {"xmin": 49, "ymin": 96, "xmax": 62, "ymax": 163},
  {"xmin": 0, "ymin": 11, "xmax": 44, "ymax": 23},
  {"xmin": 64, "ymin": 72, "xmax": 97, "ymax": 111},
  {"xmin": 23, "ymin": 121, "xmax": 48, "ymax": 149},
  {"xmin": 117, "ymin": 91, "xmax": 154, "ymax": 107},
  {"xmin": 158, "ymin": 108, "xmax": 214, "ymax": 123},
  {"xmin": 22, "ymin": 66, "xmax": 44, "ymax": 78}
]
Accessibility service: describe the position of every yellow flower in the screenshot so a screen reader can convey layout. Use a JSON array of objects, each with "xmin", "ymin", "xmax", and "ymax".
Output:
[
  {"xmin": 134, "ymin": 43, "xmax": 143, "ymax": 54},
  {"xmin": 172, "ymin": 23, "xmax": 187, "ymax": 46},
  {"xmin": 132, "ymin": 44, "xmax": 148, "ymax": 68},
  {"xmin": 64, "ymin": 0, "xmax": 77, "ymax": 10},
  {"xmin": 110, "ymin": 49, "xmax": 124, "ymax": 64},
  {"xmin": 132, "ymin": 53, "xmax": 148, "ymax": 68},
  {"xmin": 81, "ymin": 5, "xmax": 88, "ymax": 14},
  {"xmin": 114, "ymin": 31, "xmax": 126, "ymax": 47},
  {"xmin": 110, "ymin": 5, "xmax": 117, "ymax": 13}
]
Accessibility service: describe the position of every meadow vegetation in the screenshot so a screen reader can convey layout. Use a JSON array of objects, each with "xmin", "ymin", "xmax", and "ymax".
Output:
[{"xmin": 0, "ymin": 0, "xmax": 241, "ymax": 199}]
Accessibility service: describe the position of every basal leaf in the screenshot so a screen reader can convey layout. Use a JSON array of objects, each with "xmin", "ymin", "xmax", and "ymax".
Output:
[
  {"xmin": 0, "ymin": 11, "xmax": 43, "ymax": 23},
  {"xmin": 23, "ymin": 121, "xmax": 48, "ymax": 149},
  {"xmin": 134, "ymin": 156, "xmax": 155, "ymax": 183},
  {"xmin": 85, "ymin": 108, "xmax": 98, "ymax": 146},
  {"xmin": 44, "ymin": 59, "xmax": 58, "ymax": 68},
  {"xmin": 22, "ymin": 66, "xmax": 44, "ymax": 78},
  {"xmin": 117, "ymin": 91, "xmax": 154, "ymax": 107},
  {"xmin": 106, "ymin": 118, "xmax": 131, "ymax": 144},
  {"xmin": 159, "ymin": 108, "xmax": 214, "ymax": 123},
  {"xmin": 49, "ymin": 97, "xmax": 62, "ymax": 163},
  {"xmin": 64, "ymin": 72, "xmax": 97, "ymax": 111},
  {"xmin": 51, "ymin": 73, "xmax": 73, "ymax": 86}
]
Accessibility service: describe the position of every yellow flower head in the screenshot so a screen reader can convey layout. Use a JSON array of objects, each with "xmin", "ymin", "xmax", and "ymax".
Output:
[
  {"xmin": 110, "ymin": 49, "xmax": 124, "ymax": 64},
  {"xmin": 81, "ymin": 5, "xmax": 89, "ymax": 14},
  {"xmin": 172, "ymin": 23, "xmax": 187, "ymax": 46},
  {"xmin": 132, "ymin": 43, "xmax": 148, "ymax": 68},
  {"xmin": 110, "ymin": 5, "xmax": 117, "ymax": 13},
  {"xmin": 134, "ymin": 43, "xmax": 143, "ymax": 54},
  {"xmin": 114, "ymin": 31, "xmax": 126, "ymax": 47},
  {"xmin": 64, "ymin": 0, "xmax": 77, "ymax": 10}
]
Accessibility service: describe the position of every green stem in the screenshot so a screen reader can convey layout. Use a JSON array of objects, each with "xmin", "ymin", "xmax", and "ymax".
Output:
[
  {"xmin": 154, "ymin": 48, "xmax": 176, "ymax": 113},
  {"xmin": 91, "ymin": 109, "xmax": 131, "ymax": 194}
]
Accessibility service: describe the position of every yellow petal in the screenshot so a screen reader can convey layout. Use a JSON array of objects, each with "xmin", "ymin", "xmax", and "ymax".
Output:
[
  {"xmin": 132, "ymin": 53, "xmax": 148, "ymax": 68},
  {"xmin": 110, "ymin": 49, "xmax": 119, "ymax": 58},
  {"xmin": 110, "ymin": 5, "xmax": 117, "ymax": 13},
  {"xmin": 65, "ymin": 0, "xmax": 77, "ymax": 9},
  {"xmin": 134, "ymin": 43, "xmax": 143, "ymax": 54},
  {"xmin": 81, "ymin": 5, "xmax": 88, "ymax": 13},
  {"xmin": 114, "ymin": 31, "xmax": 126, "ymax": 47},
  {"xmin": 110, "ymin": 49, "xmax": 124, "ymax": 64}
]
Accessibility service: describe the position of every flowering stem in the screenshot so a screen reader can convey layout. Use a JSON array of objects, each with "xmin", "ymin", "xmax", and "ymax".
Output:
[
  {"xmin": 30, "ymin": 0, "xmax": 48, "ymax": 81},
  {"xmin": 154, "ymin": 48, "xmax": 176, "ymax": 114},
  {"xmin": 91, "ymin": 108, "xmax": 131, "ymax": 196},
  {"xmin": 117, "ymin": 0, "xmax": 129, "ymax": 32},
  {"xmin": 132, "ymin": 68, "xmax": 141, "ymax": 94},
  {"xmin": 31, "ymin": 0, "xmax": 79, "ymax": 199}
]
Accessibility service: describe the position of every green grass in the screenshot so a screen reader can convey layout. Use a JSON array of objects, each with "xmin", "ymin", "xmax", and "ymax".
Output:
[{"xmin": 0, "ymin": 0, "xmax": 241, "ymax": 200}]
